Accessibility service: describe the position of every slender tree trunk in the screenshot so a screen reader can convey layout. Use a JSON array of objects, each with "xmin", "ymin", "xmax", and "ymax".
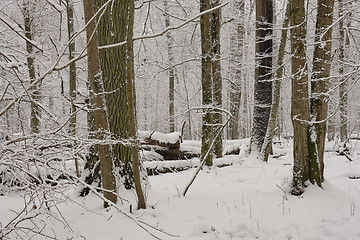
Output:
[
  {"xmin": 82, "ymin": 0, "xmax": 117, "ymax": 206},
  {"xmin": 182, "ymin": 69, "xmax": 192, "ymax": 140},
  {"xmin": 23, "ymin": 1, "xmax": 40, "ymax": 134},
  {"xmin": 67, "ymin": 0, "xmax": 77, "ymax": 136},
  {"xmin": 260, "ymin": 2, "xmax": 289, "ymax": 162},
  {"xmin": 242, "ymin": 0, "xmax": 255, "ymax": 139},
  {"xmin": 66, "ymin": 0, "xmax": 80, "ymax": 177},
  {"xmin": 126, "ymin": 1, "xmax": 146, "ymax": 209},
  {"xmin": 200, "ymin": 0, "xmax": 213, "ymax": 166},
  {"xmin": 339, "ymin": 0, "xmax": 348, "ymax": 143},
  {"xmin": 228, "ymin": 0, "xmax": 244, "ymax": 140},
  {"xmin": 164, "ymin": 0, "xmax": 176, "ymax": 133},
  {"xmin": 211, "ymin": 0, "xmax": 223, "ymax": 158},
  {"xmin": 310, "ymin": 0, "xmax": 335, "ymax": 182},
  {"xmin": 251, "ymin": 0, "xmax": 273, "ymax": 154},
  {"xmin": 96, "ymin": 0, "xmax": 146, "ymax": 208}
]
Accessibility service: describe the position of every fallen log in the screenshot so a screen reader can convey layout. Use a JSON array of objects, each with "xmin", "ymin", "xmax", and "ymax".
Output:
[
  {"xmin": 144, "ymin": 155, "xmax": 244, "ymax": 176},
  {"xmin": 139, "ymin": 131, "xmax": 181, "ymax": 149},
  {"xmin": 139, "ymin": 131, "xmax": 199, "ymax": 160}
]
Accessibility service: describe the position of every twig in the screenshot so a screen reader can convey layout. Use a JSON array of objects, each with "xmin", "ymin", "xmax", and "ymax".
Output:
[
  {"xmin": 49, "ymin": 167, "xmax": 179, "ymax": 240},
  {"xmin": 182, "ymin": 110, "xmax": 232, "ymax": 196},
  {"xmin": 276, "ymin": 184, "xmax": 288, "ymax": 201},
  {"xmin": 343, "ymin": 152, "xmax": 353, "ymax": 162},
  {"xmin": 99, "ymin": 1, "xmax": 230, "ymax": 50}
]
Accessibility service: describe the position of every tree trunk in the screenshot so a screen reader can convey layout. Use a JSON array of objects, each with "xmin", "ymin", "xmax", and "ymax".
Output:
[
  {"xmin": 290, "ymin": 0, "xmax": 311, "ymax": 193},
  {"xmin": 82, "ymin": 0, "xmax": 117, "ymax": 206},
  {"xmin": 200, "ymin": 0, "xmax": 213, "ymax": 166},
  {"xmin": 290, "ymin": 0, "xmax": 321, "ymax": 195},
  {"xmin": 260, "ymin": 2, "xmax": 289, "ymax": 162},
  {"xmin": 126, "ymin": 1, "xmax": 146, "ymax": 209},
  {"xmin": 66, "ymin": 0, "xmax": 80, "ymax": 177},
  {"xmin": 251, "ymin": 0, "xmax": 273, "ymax": 154},
  {"xmin": 23, "ymin": 1, "xmax": 40, "ymax": 134},
  {"xmin": 164, "ymin": 0, "xmax": 176, "ymax": 133},
  {"xmin": 310, "ymin": 0, "xmax": 335, "ymax": 182},
  {"xmin": 339, "ymin": 0, "xmax": 348, "ymax": 143},
  {"xmin": 66, "ymin": 0, "xmax": 77, "ymax": 136},
  {"xmin": 96, "ymin": 0, "xmax": 146, "ymax": 208},
  {"xmin": 211, "ymin": 0, "xmax": 223, "ymax": 158},
  {"xmin": 228, "ymin": 0, "xmax": 244, "ymax": 140}
]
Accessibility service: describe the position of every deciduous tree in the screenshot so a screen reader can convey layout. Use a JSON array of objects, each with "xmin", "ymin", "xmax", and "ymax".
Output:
[
  {"xmin": 251, "ymin": 0, "xmax": 273, "ymax": 155},
  {"xmin": 95, "ymin": 0, "xmax": 146, "ymax": 209},
  {"xmin": 309, "ymin": 0, "xmax": 335, "ymax": 181},
  {"xmin": 82, "ymin": 0, "xmax": 117, "ymax": 206}
]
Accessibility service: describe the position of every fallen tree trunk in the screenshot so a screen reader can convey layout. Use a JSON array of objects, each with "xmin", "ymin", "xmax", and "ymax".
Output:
[
  {"xmin": 144, "ymin": 156, "xmax": 243, "ymax": 176},
  {"xmin": 141, "ymin": 145, "xmax": 199, "ymax": 160},
  {"xmin": 139, "ymin": 131, "xmax": 199, "ymax": 160}
]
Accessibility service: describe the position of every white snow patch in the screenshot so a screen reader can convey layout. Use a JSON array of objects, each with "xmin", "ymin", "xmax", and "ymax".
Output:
[{"xmin": 1, "ymin": 141, "xmax": 360, "ymax": 239}]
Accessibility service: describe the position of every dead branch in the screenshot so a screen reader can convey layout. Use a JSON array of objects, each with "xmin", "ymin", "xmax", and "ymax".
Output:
[{"xmin": 182, "ymin": 110, "xmax": 232, "ymax": 196}]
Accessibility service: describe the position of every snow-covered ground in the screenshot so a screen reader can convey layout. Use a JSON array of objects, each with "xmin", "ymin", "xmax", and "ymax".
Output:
[{"xmin": 1, "ymin": 140, "xmax": 360, "ymax": 239}]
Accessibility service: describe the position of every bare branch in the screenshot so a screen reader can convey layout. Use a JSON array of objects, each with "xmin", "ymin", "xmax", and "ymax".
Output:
[{"xmin": 99, "ymin": 1, "xmax": 229, "ymax": 50}]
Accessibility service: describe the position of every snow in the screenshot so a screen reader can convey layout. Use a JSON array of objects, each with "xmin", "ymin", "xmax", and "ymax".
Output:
[
  {"xmin": 1, "ymin": 140, "xmax": 360, "ymax": 239},
  {"xmin": 139, "ymin": 131, "xmax": 182, "ymax": 144},
  {"xmin": 180, "ymin": 140, "xmax": 201, "ymax": 154}
]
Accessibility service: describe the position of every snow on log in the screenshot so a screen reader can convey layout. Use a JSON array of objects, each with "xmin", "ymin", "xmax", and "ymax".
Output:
[
  {"xmin": 139, "ymin": 131, "xmax": 182, "ymax": 149},
  {"xmin": 144, "ymin": 155, "xmax": 244, "ymax": 176},
  {"xmin": 139, "ymin": 131, "xmax": 199, "ymax": 160}
]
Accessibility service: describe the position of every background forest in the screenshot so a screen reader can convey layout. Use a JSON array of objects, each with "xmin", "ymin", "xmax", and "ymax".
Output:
[{"xmin": 0, "ymin": 0, "xmax": 360, "ymax": 239}]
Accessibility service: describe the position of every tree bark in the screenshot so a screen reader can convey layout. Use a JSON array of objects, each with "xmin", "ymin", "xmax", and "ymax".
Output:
[
  {"xmin": 260, "ymin": 2, "xmax": 289, "ymax": 162},
  {"xmin": 211, "ymin": 0, "xmax": 223, "ymax": 158},
  {"xmin": 66, "ymin": 0, "xmax": 80, "ymax": 177},
  {"xmin": 126, "ymin": 0, "xmax": 146, "ymax": 209},
  {"xmin": 82, "ymin": 0, "xmax": 117, "ymax": 206},
  {"xmin": 339, "ymin": 0, "xmax": 348, "ymax": 143},
  {"xmin": 66, "ymin": 0, "xmax": 77, "ymax": 136},
  {"xmin": 289, "ymin": 0, "xmax": 314, "ymax": 194},
  {"xmin": 96, "ymin": 0, "xmax": 146, "ymax": 208},
  {"xmin": 310, "ymin": 0, "xmax": 335, "ymax": 182},
  {"xmin": 251, "ymin": 0, "xmax": 273, "ymax": 154},
  {"xmin": 164, "ymin": 0, "xmax": 176, "ymax": 133},
  {"xmin": 200, "ymin": 0, "xmax": 213, "ymax": 166},
  {"xmin": 228, "ymin": 0, "xmax": 244, "ymax": 140},
  {"xmin": 96, "ymin": 0, "xmax": 132, "ymax": 188},
  {"xmin": 23, "ymin": 1, "xmax": 40, "ymax": 134}
]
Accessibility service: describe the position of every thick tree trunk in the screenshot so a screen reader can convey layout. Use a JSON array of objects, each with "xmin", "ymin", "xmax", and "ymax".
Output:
[
  {"xmin": 211, "ymin": 0, "xmax": 223, "ymax": 158},
  {"xmin": 96, "ymin": 0, "xmax": 132, "ymax": 188},
  {"xmin": 82, "ymin": 0, "xmax": 117, "ymax": 206},
  {"xmin": 23, "ymin": 1, "xmax": 40, "ymax": 134},
  {"xmin": 290, "ymin": 0, "xmax": 322, "ymax": 194},
  {"xmin": 96, "ymin": 0, "xmax": 146, "ymax": 208},
  {"xmin": 290, "ymin": 0, "xmax": 312, "ymax": 194},
  {"xmin": 228, "ymin": 0, "xmax": 244, "ymax": 140},
  {"xmin": 260, "ymin": 2, "xmax": 289, "ymax": 162},
  {"xmin": 200, "ymin": 0, "xmax": 213, "ymax": 166},
  {"xmin": 310, "ymin": 0, "xmax": 335, "ymax": 182},
  {"xmin": 251, "ymin": 0, "xmax": 273, "ymax": 154}
]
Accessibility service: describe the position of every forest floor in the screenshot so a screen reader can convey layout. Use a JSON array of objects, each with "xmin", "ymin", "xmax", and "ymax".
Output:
[{"xmin": 1, "ymin": 139, "xmax": 360, "ymax": 239}]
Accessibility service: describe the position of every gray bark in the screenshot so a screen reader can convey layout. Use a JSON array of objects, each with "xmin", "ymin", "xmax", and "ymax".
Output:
[{"xmin": 23, "ymin": 1, "xmax": 40, "ymax": 134}]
